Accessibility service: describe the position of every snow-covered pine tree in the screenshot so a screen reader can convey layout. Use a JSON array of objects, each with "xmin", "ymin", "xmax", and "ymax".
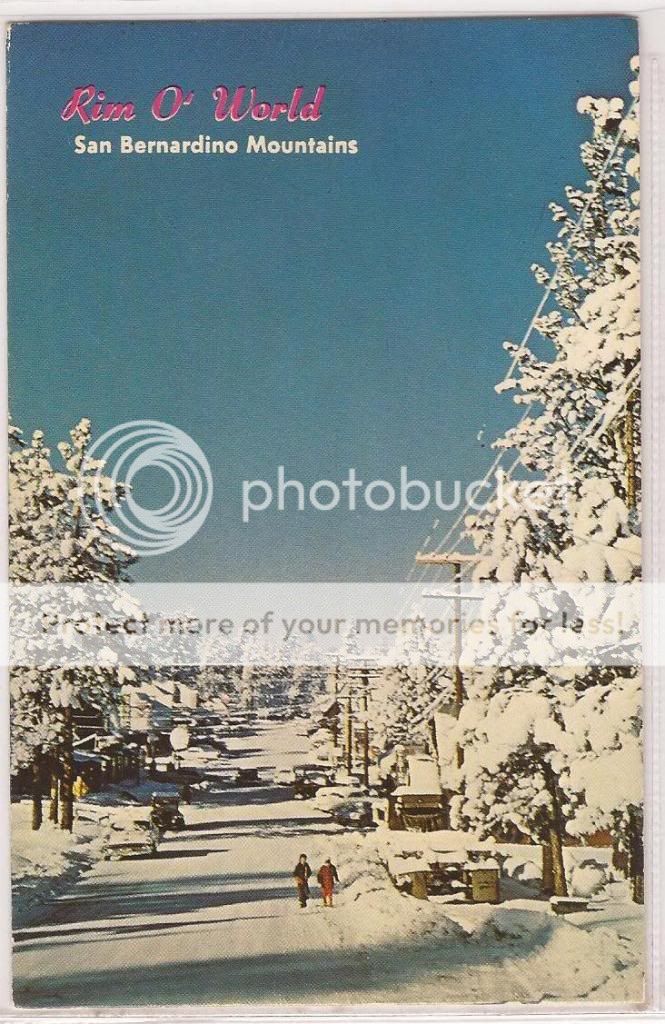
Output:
[
  {"xmin": 284, "ymin": 665, "xmax": 326, "ymax": 719},
  {"xmin": 9, "ymin": 417, "xmax": 139, "ymax": 829},
  {"xmin": 56, "ymin": 418, "xmax": 136, "ymax": 584},
  {"xmin": 562, "ymin": 676, "xmax": 643, "ymax": 900},
  {"xmin": 456, "ymin": 59, "xmax": 641, "ymax": 897},
  {"xmin": 496, "ymin": 60, "xmax": 640, "ymax": 495},
  {"xmin": 371, "ymin": 622, "xmax": 450, "ymax": 753},
  {"xmin": 198, "ymin": 632, "xmax": 245, "ymax": 708},
  {"xmin": 9, "ymin": 423, "xmax": 67, "ymax": 828},
  {"xmin": 53, "ymin": 419, "xmax": 139, "ymax": 829}
]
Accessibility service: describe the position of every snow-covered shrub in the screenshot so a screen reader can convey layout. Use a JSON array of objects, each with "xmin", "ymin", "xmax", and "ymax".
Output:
[{"xmin": 570, "ymin": 859, "xmax": 608, "ymax": 897}]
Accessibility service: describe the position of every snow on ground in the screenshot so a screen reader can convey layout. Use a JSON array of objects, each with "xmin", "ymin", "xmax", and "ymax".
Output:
[
  {"xmin": 11, "ymin": 802, "xmax": 107, "ymax": 929},
  {"xmin": 12, "ymin": 721, "xmax": 645, "ymax": 1007},
  {"xmin": 12, "ymin": 776, "xmax": 184, "ymax": 928},
  {"xmin": 280, "ymin": 826, "xmax": 644, "ymax": 1004}
]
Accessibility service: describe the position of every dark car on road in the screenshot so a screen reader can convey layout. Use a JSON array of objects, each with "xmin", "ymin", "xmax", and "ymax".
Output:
[
  {"xmin": 150, "ymin": 793, "xmax": 186, "ymax": 835},
  {"xmin": 293, "ymin": 765, "xmax": 334, "ymax": 799}
]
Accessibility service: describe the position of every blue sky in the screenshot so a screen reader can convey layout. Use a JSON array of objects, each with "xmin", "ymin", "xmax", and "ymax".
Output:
[{"xmin": 7, "ymin": 17, "xmax": 637, "ymax": 581}]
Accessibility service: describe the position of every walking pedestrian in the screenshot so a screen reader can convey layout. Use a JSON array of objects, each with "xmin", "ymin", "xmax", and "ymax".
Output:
[
  {"xmin": 293, "ymin": 853, "xmax": 312, "ymax": 908},
  {"xmin": 317, "ymin": 857, "xmax": 339, "ymax": 907}
]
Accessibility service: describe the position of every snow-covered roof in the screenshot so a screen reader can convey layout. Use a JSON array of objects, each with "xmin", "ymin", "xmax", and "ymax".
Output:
[
  {"xmin": 388, "ymin": 855, "xmax": 426, "ymax": 876},
  {"xmin": 406, "ymin": 756, "xmax": 441, "ymax": 793},
  {"xmin": 464, "ymin": 858, "xmax": 499, "ymax": 871},
  {"xmin": 73, "ymin": 750, "xmax": 104, "ymax": 763}
]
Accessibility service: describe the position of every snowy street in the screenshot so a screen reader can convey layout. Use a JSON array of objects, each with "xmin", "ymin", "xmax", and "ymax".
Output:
[
  {"xmin": 13, "ymin": 721, "xmax": 643, "ymax": 1008},
  {"xmin": 13, "ymin": 721, "xmax": 398, "ymax": 1006}
]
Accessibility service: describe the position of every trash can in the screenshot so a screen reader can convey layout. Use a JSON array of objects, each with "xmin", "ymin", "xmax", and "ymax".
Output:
[{"xmin": 465, "ymin": 861, "xmax": 500, "ymax": 903}]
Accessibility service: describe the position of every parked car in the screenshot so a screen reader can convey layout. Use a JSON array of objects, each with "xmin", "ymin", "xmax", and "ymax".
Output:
[
  {"xmin": 150, "ymin": 793, "xmax": 185, "ymax": 834},
  {"xmin": 266, "ymin": 709, "xmax": 291, "ymax": 722},
  {"xmin": 314, "ymin": 784, "xmax": 366, "ymax": 813},
  {"xmin": 191, "ymin": 729, "xmax": 227, "ymax": 752},
  {"xmin": 235, "ymin": 767, "xmax": 261, "ymax": 787},
  {"xmin": 293, "ymin": 765, "xmax": 334, "ymax": 799},
  {"xmin": 105, "ymin": 817, "xmax": 159, "ymax": 859},
  {"xmin": 336, "ymin": 798, "xmax": 375, "ymax": 828}
]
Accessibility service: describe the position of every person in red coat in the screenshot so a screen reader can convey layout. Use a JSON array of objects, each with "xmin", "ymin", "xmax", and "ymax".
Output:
[{"xmin": 317, "ymin": 857, "xmax": 340, "ymax": 907}]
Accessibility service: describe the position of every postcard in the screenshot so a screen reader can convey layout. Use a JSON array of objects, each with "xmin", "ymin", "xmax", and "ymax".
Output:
[{"xmin": 8, "ymin": 17, "xmax": 643, "ymax": 1007}]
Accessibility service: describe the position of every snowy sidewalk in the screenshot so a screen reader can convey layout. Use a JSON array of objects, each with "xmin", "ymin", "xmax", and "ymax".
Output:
[{"xmin": 11, "ymin": 802, "xmax": 109, "ymax": 930}]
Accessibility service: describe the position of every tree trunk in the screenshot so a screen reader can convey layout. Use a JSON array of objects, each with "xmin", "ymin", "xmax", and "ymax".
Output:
[
  {"xmin": 631, "ymin": 870, "xmax": 644, "ymax": 905},
  {"xmin": 48, "ymin": 753, "xmax": 59, "ymax": 823},
  {"xmin": 542, "ymin": 842, "xmax": 554, "ymax": 896},
  {"xmin": 331, "ymin": 712, "xmax": 339, "ymax": 749},
  {"xmin": 59, "ymin": 705, "xmax": 74, "ymax": 832},
  {"xmin": 627, "ymin": 807, "xmax": 644, "ymax": 904},
  {"xmin": 345, "ymin": 696, "xmax": 353, "ymax": 775},
  {"xmin": 428, "ymin": 718, "xmax": 438, "ymax": 756},
  {"xmin": 362, "ymin": 722, "xmax": 370, "ymax": 788},
  {"xmin": 611, "ymin": 833, "xmax": 624, "ymax": 873},
  {"xmin": 31, "ymin": 748, "xmax": 43, "ymax": 831},
  {"xmin": 542, "ymin": 761, "xmax": 568, "ymax": 897},
  {"xmin": 331, "ymin": 670, "xmax": 340, "ymax": 750},
  {"xmin": 547, "ymin": 823, "xmax": 568, "ymax": 897}
]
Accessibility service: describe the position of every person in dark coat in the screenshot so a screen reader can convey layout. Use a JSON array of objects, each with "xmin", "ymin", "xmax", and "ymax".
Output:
[
  {"xmin": 293, "ymin": 853, "xmax": 311, "ymax": 908},
  {"xmin": 317, "ymin": 857, "xmax": 340, "ymax": 907}
]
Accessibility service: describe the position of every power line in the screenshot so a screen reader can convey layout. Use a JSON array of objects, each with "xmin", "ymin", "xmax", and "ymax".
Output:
[
  {"xmin": 568, "ymin": 364, "xmax": 640, "ymax": 460},
  {"xmin": 408, "ymin": 365, "xmax": 639, "ymax": 608},
  {"xmin": 407, "ymin": 98, "xmax": 638, "ymax": 579},
  {"xmin": 502, "ymin": 97, "xmax": 637, "ymax": 384}
]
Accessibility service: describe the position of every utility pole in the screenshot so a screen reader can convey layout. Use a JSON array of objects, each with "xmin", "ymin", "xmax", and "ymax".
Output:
[
  {"xmin": 344, "ymin": 680, "xmax": 354, "ymax": 775},
  {"xmin": 336, "ymin": 661, "xmax": 378, "ymax": 783},
  {"xmin": 415, "ymin": 551, "xmax": 478, "ymax": 768},
  {"xmin": 360, "ymin": 667, "xmax": 370, "ymax": 788},
  {"xmin": 337, "ymin": 662, "xmax": 378, "ymax": 785},
  {"xmin": 331, "ymin": 660, "xmax": 340, "ymax": 751}
]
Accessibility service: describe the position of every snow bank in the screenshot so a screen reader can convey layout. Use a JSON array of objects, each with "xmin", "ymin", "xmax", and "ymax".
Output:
[
  {"xmin": 12, "ymin": 801, "xmax": 107, "ymax": 928},
  {"xmin": 381, "ymin": 835, "xmax": 616, "ymax": 898},
  {"xmin": 12, "ymin": 778, "xmax": 183, "ymax": 928},
  {"xmin": 442, "ymin": 898, "xmax": 642, "ymax": 1002},
  {"xmin": 300, "ymin": 828, "xmax": 642, "ymax": 1003}
]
